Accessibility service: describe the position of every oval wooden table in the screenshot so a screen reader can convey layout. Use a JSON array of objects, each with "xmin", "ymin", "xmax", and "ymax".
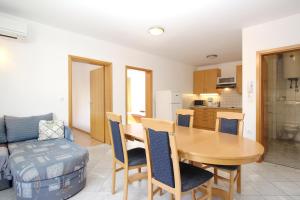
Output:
[{"xmin": 124, "ymin": 124, "xmax": 264, "ymax": 200}]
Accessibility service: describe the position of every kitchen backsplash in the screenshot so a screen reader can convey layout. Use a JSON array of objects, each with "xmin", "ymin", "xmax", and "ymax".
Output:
[
  {"xmin": 182, "ymin": 94, "xmax": 198, "ymax": 108},
  {"xmin": 183, "ymin": 89, "xmax": 242, "ymax": 108},
  {"xmin": 219, "ymin": 89, "xmax": 242, "ymax": 108}
]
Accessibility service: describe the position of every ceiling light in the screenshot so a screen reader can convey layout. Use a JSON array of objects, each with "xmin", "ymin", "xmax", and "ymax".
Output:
[
  {"xmin": 206, "ymin": 54, "xmax": 218, "ymax": 59},
  {"xmin": 148, "ymin": 26, "xmax": 165, "ymax": 36}
]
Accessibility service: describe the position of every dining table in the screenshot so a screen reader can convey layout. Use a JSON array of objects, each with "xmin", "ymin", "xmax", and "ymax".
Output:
[{"xmin": 123, "ymin": 123, "xmax": 264, "ymax": 200}]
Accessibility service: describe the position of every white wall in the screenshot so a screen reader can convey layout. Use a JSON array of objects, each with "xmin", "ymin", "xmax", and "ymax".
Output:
[
  {"xmin": 72, "ymin": 62, "xmax": 100, "ymax": 132},
  {"xmin": 242, "ymin": 14, "xmax": 300, "ymax": 140},
  {"xmin": 196, "ymin": 61, "xmax": 242, "ymax": 77},
  {"xmin": 0, "ymin": 13, "xmax": 194, "ymax": 122}
]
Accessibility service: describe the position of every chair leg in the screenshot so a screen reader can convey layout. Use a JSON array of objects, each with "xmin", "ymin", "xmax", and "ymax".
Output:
[
  {"xmin": 192, "ymin": 190, "xmax": 196, "ymax": 200},
  {"xmin": 159, "ymin": 188, "xmax": 163, "ymax": 196},
  {"xmin": 147, "ymin": 181, "xmax": 153, "ymax": 200},
  {"xmin": 207, "ymin": 178, "xmax": 213, "ymax": 200},
  {"xmin": 170, "ymin": 194, "xmax": 174, "ymax": 200},
  {"xmin": 213, "ymin": 168, "xmax": 218, "ymax": 184},
  {"xmin": 237, "ymin": 167, "xmax": 241, "ymax": 193},
  {"xmin": 112, "ymin": 160, "xmax": 116, "ymax": 194},
  {"xmin": 123, "ymin": 167, "xmax": 129, "ymax": 200},
  {"xmin": 228, "ymin": 171, "xmax": 235, "ymax": 200},
  {"xmin": 175, "ymin": 192, "xmax": 181, "ymax": 200},
  {"xmin": 138, "ymin": 167, "xmax": 142, "ymax": 182}
]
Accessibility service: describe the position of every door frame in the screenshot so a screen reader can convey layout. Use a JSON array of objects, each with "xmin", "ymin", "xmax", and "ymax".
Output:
[
  {"xmin": 256, "ymin": 44, "xmax": 300, "ymax": 151},
  {"xmin": 68, "ymin": 55, "xmax": 113, "ymax": 144},
  {"xmin": 125, "ymin": 65, "xmax": 153, "ymax": 124}
]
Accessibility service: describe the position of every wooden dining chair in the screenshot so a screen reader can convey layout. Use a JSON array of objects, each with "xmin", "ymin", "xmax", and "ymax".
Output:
[
  {"xmin": 212, "ymin": 112, "xmax": 245, "ymax": 200},
  {"xmin": 142, "ymin": 118, "xmax": 213, "ymax": 200},
  {"xmin": 176, "ymin": 109, "xmax": 194, "ymax": 128},
  {"xmin": 106, "ymin": 112, "xmax": 147, "ymax": 200}
]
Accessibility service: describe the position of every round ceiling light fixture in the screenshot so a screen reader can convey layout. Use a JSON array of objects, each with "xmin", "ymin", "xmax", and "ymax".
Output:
[
  {"xmin": 148, "ymin": 26, "xmax": 165, "ymax": 36},
  {"xmin": 206, "ymin": 54, "xmax": 218, "ymax": 59}
]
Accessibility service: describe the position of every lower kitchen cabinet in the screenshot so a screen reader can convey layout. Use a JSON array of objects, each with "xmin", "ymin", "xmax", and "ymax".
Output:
[{"xmin": 193, "ymin": 108, "xmax": 242, "ymax": 130}]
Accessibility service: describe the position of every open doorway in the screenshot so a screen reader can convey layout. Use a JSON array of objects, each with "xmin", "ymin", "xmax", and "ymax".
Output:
[
  {"xmin": 125, "ymin": 66, "xmax": 153, "ymax": 124},
  {"xmin": 68, "ymin": 55, "xmax": 112, "ymax": 144},
  {"xmin": 257, "ymin": 44, "xmax": 300, "ymax": 168}
]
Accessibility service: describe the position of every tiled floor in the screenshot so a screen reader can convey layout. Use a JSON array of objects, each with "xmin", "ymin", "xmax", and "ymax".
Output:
[
  {"xmin": 265, "ymin": 139, "xmax": 300, "ymax": 169},
  {"xmin": 3, "ymin": 141, "xmax": 300, "ymax": 200}
]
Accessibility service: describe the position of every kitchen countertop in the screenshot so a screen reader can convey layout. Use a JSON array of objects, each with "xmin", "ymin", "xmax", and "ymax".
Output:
[{"xmin": 190, "ymin": 106, "xmax": 242, "ymax": 110}]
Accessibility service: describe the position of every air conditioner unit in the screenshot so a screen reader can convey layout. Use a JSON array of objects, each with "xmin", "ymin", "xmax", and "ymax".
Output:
[{"xmin": 0, "ymin": 16, "xmax": 27, "ymax": 40}]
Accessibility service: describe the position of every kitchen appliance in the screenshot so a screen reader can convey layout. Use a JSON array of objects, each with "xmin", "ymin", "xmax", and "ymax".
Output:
[
  {"xmin": 194, "ymin": 100, "xmax": 205, "ymax": 106},
  {"xmin": 156, "ymin": 90, "xmax": 182, "ymax": 121},
  {"xmin": 216, "ymin": 77, "xmax": 236, "ymax": 89}
]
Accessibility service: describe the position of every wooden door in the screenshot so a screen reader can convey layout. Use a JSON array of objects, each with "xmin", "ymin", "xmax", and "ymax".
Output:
[
  {"xmin": 193, "ymin": 71, "xmax": 205, "ymax": 94},
  {"xmin": 205, "ymin": 69, "xmax": 221, "ymax": 93},
  {"xmin": 236, "ymin": 65, "xmax": 242, "ymax": 94},
  {"xmin": 90, "ymin": 68, "xmax": 105, "ymax": 142}
]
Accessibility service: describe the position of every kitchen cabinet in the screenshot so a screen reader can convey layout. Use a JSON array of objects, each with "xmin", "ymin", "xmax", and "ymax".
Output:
[
  {"xmin": 193, "ymin": 107, "xmax": 242, "ymax": 130},
  {"xmin": 193, "ymin": 71, "xmax": 205, "ymax": 94},
  {"xmin": 193, "ymin": 69, "xmax": 221, "ymax": 94},
  {"xmin": 236, "ymin": 65, "xmax": 242, "ymax": 94}
]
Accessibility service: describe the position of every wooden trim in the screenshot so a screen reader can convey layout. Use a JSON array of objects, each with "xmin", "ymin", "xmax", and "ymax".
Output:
[
  {"xmin": 125, "ymin": 65, "xmax": 153, "ymax": 124},
  {"xmin": 68, "ymin": 55, "xmax": 113, "ymax": 144},
  {"xmin": 69, "ymin": 55, "xmax": 112, "ymax": 66},
  {"xmin": 256, "ymin": 44, "xmax": 300, "ymax": 152},
  {"xmin": 68, "ymin": 56, "xmax": 73, "ymax": 127},
  {"xmin": 126, "ymin": 65, "xmax": 152, "ymax": 72}
]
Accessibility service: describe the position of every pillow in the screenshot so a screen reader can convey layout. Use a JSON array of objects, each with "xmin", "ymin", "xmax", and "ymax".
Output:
[
  {"xmin": 38, "ymin": 120, "xmax": 64, "ymax": 141},
  {"xmin": 0, "ymin": 117, "xmax": 7, "ymax": 144},
  {"xmin": 5, "ymin": 113, "xmax": 53, "ymax": 143}
]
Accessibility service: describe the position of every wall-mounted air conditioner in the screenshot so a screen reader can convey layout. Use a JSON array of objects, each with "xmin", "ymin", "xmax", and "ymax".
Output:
[{"xmin": 0, "ymin": 16, "xmax": 27, "ymax": 40}]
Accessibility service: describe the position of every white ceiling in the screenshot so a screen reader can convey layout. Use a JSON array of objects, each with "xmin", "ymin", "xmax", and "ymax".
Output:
[{"xmin": 0, "ymin": 0, "xmax": 300, "ymax": 66}]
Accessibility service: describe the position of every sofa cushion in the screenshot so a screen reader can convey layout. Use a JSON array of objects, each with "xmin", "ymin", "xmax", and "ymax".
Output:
[
  {"xmin": 0, "ymin": 117, "xmax": 6, "ymax": 144},
  {"xmin": 5, "ymin": 113, "xmax": 53, "ymax": 143},
  {"xmin": 0, "ymin": 146, "xmax": 11, "ymax": 181},
  {"xmin": 8, "ymin": 139, "xmax": 89, "ymax": 182}
]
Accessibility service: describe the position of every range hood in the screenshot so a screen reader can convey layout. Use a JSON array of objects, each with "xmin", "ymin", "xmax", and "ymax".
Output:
[{"xmin": 216, "ymin": 77, "xmax": 236, "ymax": 89}]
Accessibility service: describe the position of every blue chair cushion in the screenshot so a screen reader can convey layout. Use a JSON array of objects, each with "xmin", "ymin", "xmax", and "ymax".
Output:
[
  {"xmin": 5, "ymin": 113, "xmax": 53, "ymax": 143},
  {"xmin": 149, "ymin": 128, "xmax": 175, "ymax": 188},
  {"xmin": 109, "ymin": 120, "xmax": 124, "ymax": 163},
  {"xmin": 220, "ymin": 118, "xmax": 238, "ymax": 135},
  {"xmin": 180, "ymin": 162, "xmax": 213, "ymax": 192},
  {"xmin": 127, "ymin": 147, "xmax": 146, "ymax": 166},
  {"xmin": 178, "ymin": 114, "xmax": 191, "ymax": 127},
  {"xmin": 211, "ymin": 164, "xmax": 239, "ymax": 171},
  {"xmin": 0, "ymin": 117, "xmax": 7, "ymax": 144}
]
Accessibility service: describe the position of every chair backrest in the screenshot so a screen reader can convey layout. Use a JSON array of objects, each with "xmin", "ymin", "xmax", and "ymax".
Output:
[
  {"xmin": 176, "ymin": 109, "xmax": 194, "ymax": 128},
  {"xmin": 215, "ymin": 112, "xmax": 245, "ymax": 136},
  {"xmin": 142, "ymin": 118, "xmax": 180, "ymax": 190},
  {"xmin": 106, "ymin": 112, "xmax": 128, "ymax": 164}
]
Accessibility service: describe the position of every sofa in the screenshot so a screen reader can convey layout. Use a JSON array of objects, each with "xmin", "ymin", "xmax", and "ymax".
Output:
[{"xmin": 0, "ymin": 113, "xmax": 89, "ymax": 200}]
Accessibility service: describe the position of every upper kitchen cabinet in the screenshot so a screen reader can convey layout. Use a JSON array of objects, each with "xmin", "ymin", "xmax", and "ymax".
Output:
[
  {"xmin": 236, "ymin": 65, "xmax": 242, "ymax": 94},
  {"xmin": 193, "ymin": 69, "xmax": 221, "ymax": 94}
]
